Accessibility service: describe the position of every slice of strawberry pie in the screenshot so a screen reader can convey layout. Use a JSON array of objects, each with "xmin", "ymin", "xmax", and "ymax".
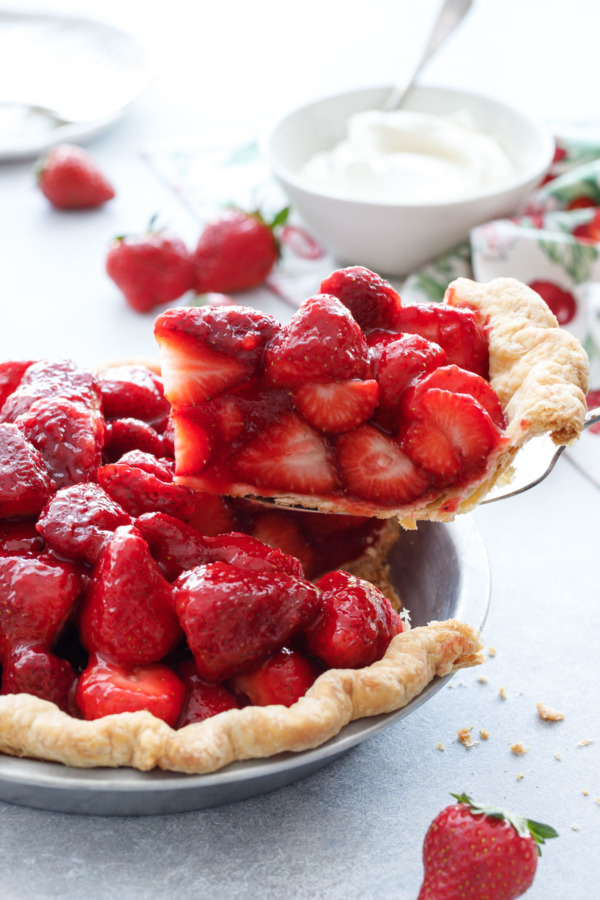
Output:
[{"xmin": 155, "ymin": 269, "xmax": 589, "ymax": 526}]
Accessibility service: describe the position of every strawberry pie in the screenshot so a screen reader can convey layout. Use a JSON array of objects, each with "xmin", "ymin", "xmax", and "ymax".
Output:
[
  {"xmin": 0, "ymin": 270, "xmax": 588, "ymax": 775},
  {"xmin": 0, "ymin": 353, "xmax": 483, "ymax": 774},
  {"xmin": 156, "ymin": 269, "xmax": 589, "ymax": 526}
]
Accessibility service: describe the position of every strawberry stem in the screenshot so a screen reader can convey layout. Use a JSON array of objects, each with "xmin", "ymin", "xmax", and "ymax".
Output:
[{"xmin": 450, "ymin": 792, "xmax": 558, "ymax": 856}]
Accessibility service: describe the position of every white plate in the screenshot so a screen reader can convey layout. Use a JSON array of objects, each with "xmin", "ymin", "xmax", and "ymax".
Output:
[
  {"xmin": 0, "ymin": 10, "xmax": 149, "ymax": 160},
  {"xmin": 0, "ymin": 517, "xmax": 490, "ymax": 816}
]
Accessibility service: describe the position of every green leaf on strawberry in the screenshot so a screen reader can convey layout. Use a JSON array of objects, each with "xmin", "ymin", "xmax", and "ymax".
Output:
[{"xmin": 450, "ymin": 792, "xmax": 559, "ymax": 856}]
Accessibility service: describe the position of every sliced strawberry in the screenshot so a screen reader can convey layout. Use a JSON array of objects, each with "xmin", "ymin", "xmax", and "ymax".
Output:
[
  {"xmin": 76, "ymin": 654, "xmax": 184, "ymax": 725},
  {"xmin": 176, "ymin": 658, "xmax": 240, "ymax": 726},
  {"xmin": 229, "ymin": 647, "xmax": 321, "ymax": 708},
  {"xmin": 174, "ymin": 561, "xmax": 320, "ymax": 681},
  {"xmin": 392, "ymin": 304, "xmax": 489, "ymax": 377},
  {"xmin": 17, "ymin": 398, "xmax": 105, "ymax": 489},
  {"xmin": 0, "ymin": 360, "xmax": 34, "ymax": 408},
  {"xmin": 303, "ymin": 571, "xmax": 403, "ymax": 669},
  {"xmin": 263, "ymin": 295, "xmax": 369, "ymax": 388},
  {"xmin": 399, "ymin": 388, "xmax": 504, "ymax": 482},
  {"xmin": 0, "ymin": 359, "xmax": 101, "ymax": 423},
  {"xmin": 78, "ymin": 526, "xmax": 182, "ymax": 667},
  {"xmin": 99, "ymin": 365, "xmax": 170, "ymax": 429},
  {"xmin": 155, "ymin": 306, "xmax": 279, "ymax": 405},
  {"xmin": 294, "ymin": 379, "xmax": 379, "ymax": 434},
  {"xmin": 320, "ymin": 266, "xmax": 402, "ymax": 331},
  {"xmin": 234, "ymin": 412, "xmax": 338, "ymax": 495},
  {"xmin": 37, "ymin": 483, "xmax": 133, "ymax": 566},
  {"xmin": 250, "ymin": 512, "xmax": 316, "ymax": 579},
  {"xmin": 204, "ymin": 532, "xmax": 304, "ymax": 579},
  {"xmin": 172, "ymin": 412, "xmax": 212, "ymax": 475},
  {"xmin": 0, "ymin": 520, "xmax": 45, "ymax": 557},
  {"xmin": 1, "ymin": 645, "xmax": 77, "ymax": 714},
  {"xmin": 185, "ymin": 493, "xmax": 236, "ymax": 536},
  {"xmin": 336, "ymin": 424, "xmax": 430, "ymax": 506},
  {"xmin": 0, "ymin": 554, "xmax": 84, "ymax": 662},
  {"xmin": 136, "ymin": 512, "xmax": 212, "ymax": 581},
  {"xmin": 104, "ymin": 417, "xmax": 163, "ymax": 462},
  {"xmin": 0, "ymin": 423, "xmax": 54, "ymax": 518},
  {"xmin": 98, "ymin": 462, "xmax": 196, "ymax": 520},
  {"xmin": 403, "ymin": 365, "xmax": 506, "ymax": 430},
  {"xmin": 373, "ymin": 334, "xmax": 447, "ymax": 425}
]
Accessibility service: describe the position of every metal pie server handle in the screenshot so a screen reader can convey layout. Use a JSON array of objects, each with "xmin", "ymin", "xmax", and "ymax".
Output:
[{"xmin": 481, "ymin": 406, "xmax": 600, "ymax": 504}]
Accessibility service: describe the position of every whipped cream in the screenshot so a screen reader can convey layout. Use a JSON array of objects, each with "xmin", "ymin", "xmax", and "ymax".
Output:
[{"xmin": 299, "ymin": 109, "xmax": 516, "ymax": 204}]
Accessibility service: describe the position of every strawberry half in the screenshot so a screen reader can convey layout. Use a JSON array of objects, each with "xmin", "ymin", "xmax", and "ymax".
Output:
[
  {"xmin": 294, "ymin": 379, "xmax": 379, "ymax": 434},
  {"xmin": 263, "ymin": 295, "xmax": 369, "ymax": 388},
  {"xmin": 303, "ymin": 571, "xmax": 403, "ymax": 668},
  {"xmin": 174, "ymin": 561, "xmax": 320, "ymax": 682},
  {"xmin": 99, "ymin": 365, "xmax": 170, "ymax": 429},
  {"xmin": 98, "ymin": 461, "xmax": 196, "ymax": 520},
  {"xmin": 403, "ymin": 364, "xmax": 506, "ymax": 430},
  {"xmin": 37, "ymin": 483, "xmax": 133, "ymax": 566},
  {"xmin": 393, "ymin": 303, "xmax": 489, "ymax": 377},
  {"xmin": 0, "ymin": 359, "xmax": 101, "ymax": 423},
  {"xmin": 249, "ymin": 512, "xmax": 316, "ymax": 579},
  {"xmin": 176, "ymin": 658, "xmax": 240, "ymax": 726},
  {"xmin": 372, "ymin": 333, "xmax": 447, "ymax": 429},
  {"xmin": 320, "ymin": 266, "xmax": 402, "ymax": 332},
  {"xmin": 79, "ymin": 526, "xmax": 182, "ymax": 667},
  {"xmin": 234, "ymin": 411, "xmax": 338, "ymax": 495},
  {"xmin": 17, "ymin": 398, "xmax": 105, "ymax": 489},
  {"xmin": 76, "ymin": 655, "xmax": 184, "ymax": 726},
  {"xmin": 336, "ymin": 424, "xmax": 430, "ymax": 506},
  {"xmin": 0, "ymin": 424, "xmax": 54, "ymax": 518},
  {"xmin": 400, "ymin": 388, "xmax": 504, "ymax": 482},
  {"xmin": 0, "ymin": 555, "xmax": 84, "ymax": 662},
  {"xmin": 155, "ymin": 306, "xmax": 278, "ymax": 406},
  {"xmin": 229, "ymin": 647, "xmax": 321, "ymax": 707},
  {"xmin": 1, "ymin": 645, "xmax": 77, "ymax": 714},
  {"xmin": 0, "ymin": 360, "xmax": 35, "ymax": 408},
  {"xmin": 136, "ymin": 511, "xmax": 212, "ymax": 581}
]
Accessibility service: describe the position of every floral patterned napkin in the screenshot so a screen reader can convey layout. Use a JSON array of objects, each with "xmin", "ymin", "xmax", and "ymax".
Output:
[{"xmin": 144, "ymin": 135, "xmax": 600, "ymax": 486}]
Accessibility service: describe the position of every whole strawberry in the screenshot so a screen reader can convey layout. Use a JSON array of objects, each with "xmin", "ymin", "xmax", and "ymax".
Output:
[
  {"xmin": 106, "ymin": 218, "xmax": 194, "ymax": 313},
  {"xmin": 193, "ymin": 206, "xmax": 288, "ymax": 294},
  {"xmin": 36, "ymin": 144, "xmax": 115, "ymax": 209},
  {"xmin": 419, "ymin": 793, "xmax": 558, "ymax": 900}
]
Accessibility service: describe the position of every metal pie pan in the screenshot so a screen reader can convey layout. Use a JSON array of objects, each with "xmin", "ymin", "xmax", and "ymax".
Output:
[{"xmin": 0, "ymin": 516, "xmax": 490, "ymax": 816}]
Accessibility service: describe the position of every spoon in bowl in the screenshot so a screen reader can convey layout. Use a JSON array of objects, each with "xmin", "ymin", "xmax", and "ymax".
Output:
[{"xmin": 383, "ymin": 0, "xmax": 473, "ymax": 112}]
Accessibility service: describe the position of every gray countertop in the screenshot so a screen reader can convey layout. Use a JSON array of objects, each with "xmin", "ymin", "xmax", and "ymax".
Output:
[{"xmin": 1, "ymin": 2, "xmax": 599, "ymax": 896}]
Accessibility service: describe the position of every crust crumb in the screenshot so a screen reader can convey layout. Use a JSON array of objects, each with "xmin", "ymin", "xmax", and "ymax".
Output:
[
  {"xmin": 555, "ymin": 752, "xmax": 562, "ymax": 760},
  {"xmin": 510, "ymin": 743, "xmax": 529, "ymax": 756},
  {"xmin": 572, "ymin": 824, "xmax": 580, "ymax": 832},
  {"xmin": 582, "ymin": 789, "xmax": 590, "ymax": 796},
  {"xmin": 478, "ymin": 675, "xmax": 488, "ymax": 684},
  {"xmin": 435, "ymin": 742, "xmax": 445, "ymax": 751},
  {"xmin": 488, "ymin": 646, "xmax": 497, "ymax": 657},
  {"xmin": 516, "ymin": 772, "xmax": 525, "ymax": 781},
  {"xmin": 480, "ymin": 729, "xmax": 490, "ymax": 740},
  {"xmin": 537, "ymin": 702, "xmax": 565, "ymax": 722},
  {"xmin": 595, "ymin": 797, "xmax": 600, "ymax": 805},
  {"xmin": 458, "ymin": 727, "xmax": 478, "ymax": 748},
  {"xmin": 499, "ymin": 686, "xmax": 507, "ymax": 700},
  {"xmin": 578, "ymin": 738, "xmax": 593, "ymax": 747}
]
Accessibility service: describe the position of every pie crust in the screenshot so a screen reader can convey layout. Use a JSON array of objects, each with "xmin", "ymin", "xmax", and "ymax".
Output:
[{"xmin": 0, "ymin": 620, "xmax": 482, "ymax": 773}]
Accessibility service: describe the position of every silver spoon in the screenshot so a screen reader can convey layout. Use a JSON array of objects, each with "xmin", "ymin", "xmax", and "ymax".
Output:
[{"xmin": 383, "ymin": 0, "xmax": 473, "ymax": 112}]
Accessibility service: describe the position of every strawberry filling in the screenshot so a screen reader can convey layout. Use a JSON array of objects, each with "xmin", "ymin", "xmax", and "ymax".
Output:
[
  {"xmin": 155, "ymin": 266, "xmax": 507, "ymax": 515},
  {"xmin": 0, "ymin": 356, "xmax": 401, "ymax": 724}
]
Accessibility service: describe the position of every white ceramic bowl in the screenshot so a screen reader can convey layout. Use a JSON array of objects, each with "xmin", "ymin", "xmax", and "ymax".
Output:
[{"xmin": 266, "ymin": 85, "xmax": 554, "ymax": 275}]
